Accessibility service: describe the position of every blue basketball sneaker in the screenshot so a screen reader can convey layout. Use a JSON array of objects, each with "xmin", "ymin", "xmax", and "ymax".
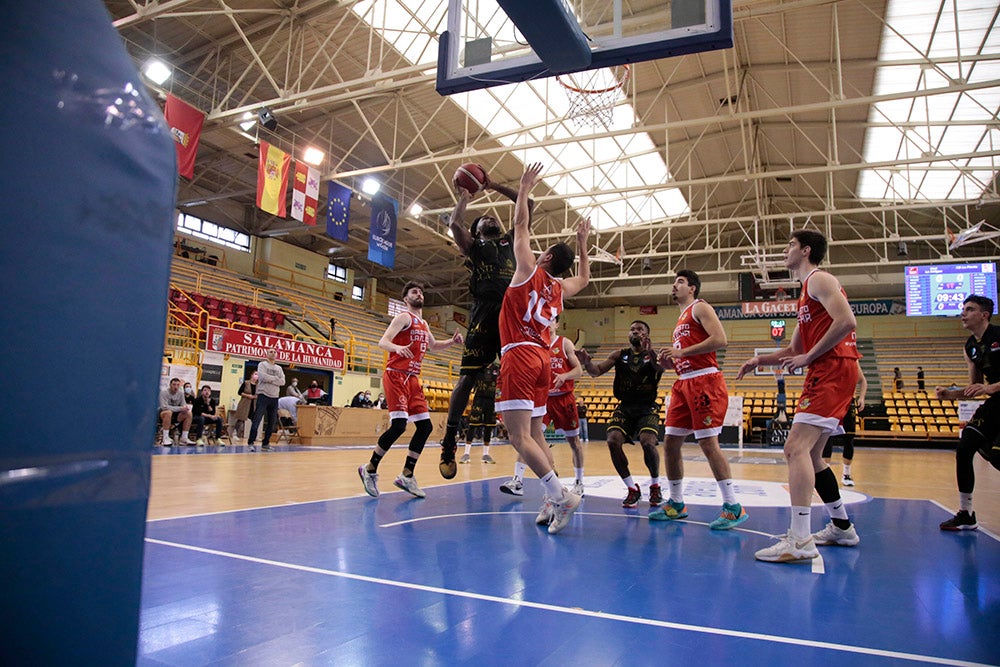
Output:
[
  {"xmin": 648, "ymin": 498, "xmax": 688, "ymax": 521},
  {"xmin": 709, "ymin": 502, "xmax": 748, "ymax": 530}
]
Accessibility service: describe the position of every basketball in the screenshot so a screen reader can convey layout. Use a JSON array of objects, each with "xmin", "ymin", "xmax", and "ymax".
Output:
[{"xmin": 453, "ymin": 163, "xmax": 488, "ymax": 194}]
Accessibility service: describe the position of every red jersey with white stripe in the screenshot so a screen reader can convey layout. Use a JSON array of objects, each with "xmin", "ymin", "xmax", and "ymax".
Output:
[
  {"xmin": 671, "ymin": 300, "xmax": 717, "ymax": 376},
  {"xmin": 385, "ymin": 312, "xmax": 430, "ymax": 376},
  {"xmin": 549, "ymin": 335, "xmax": 574, "ymax": 396},
  {"xmin": 797, "ymin": 270, "xmax": 860, "ymax": 362},
  {"xmin": 499, "ymin": 266, "xmax": 563, "ymax": 354}
]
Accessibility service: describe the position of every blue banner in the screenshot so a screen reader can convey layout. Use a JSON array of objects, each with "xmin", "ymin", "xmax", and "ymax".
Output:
[
  {"xmin": 368, "ymin": 193, "xmax": 398, "ymax": 269},
  {"xmin": 325, "ymin": 181, "xmax": 351, "ymax": 242}
]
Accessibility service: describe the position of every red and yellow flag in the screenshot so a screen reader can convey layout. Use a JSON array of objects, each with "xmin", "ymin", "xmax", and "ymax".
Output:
[{"xmin": 256, "ymin": 140, "xmax": 291, "ymax": 216}]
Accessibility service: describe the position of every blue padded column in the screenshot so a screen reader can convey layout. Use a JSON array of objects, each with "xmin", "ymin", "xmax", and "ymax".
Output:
[
  {"xmin": 497, "ymin": 0, "xmax": 592, "ymax": 71},
  {"xmin": 0, "ymin": 1, "xmax": 177, "ymax": 664}
]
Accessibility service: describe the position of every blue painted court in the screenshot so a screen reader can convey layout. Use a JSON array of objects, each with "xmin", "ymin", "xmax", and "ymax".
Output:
[{"xmin": 140, "ymin": 478, "xmax": 1000, "ymax": 666}]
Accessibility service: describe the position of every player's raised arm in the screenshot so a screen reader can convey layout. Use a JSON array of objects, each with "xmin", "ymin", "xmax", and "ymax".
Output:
[
  {"xmin": 561, "ymin": 217, "xmax": 591, "ymax": 298},
  {"xmin": 448, "ymin": 188, "xmax": 474, "ymax": 255},
  {"xmin": 510, "ymin": 162, "xmax": 544, "ymax": 284}
]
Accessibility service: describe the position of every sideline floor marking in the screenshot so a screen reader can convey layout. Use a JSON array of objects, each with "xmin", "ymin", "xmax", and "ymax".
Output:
[{"xmin": 143, "ymin": 537, "xmax": 989, "ymax": 666}]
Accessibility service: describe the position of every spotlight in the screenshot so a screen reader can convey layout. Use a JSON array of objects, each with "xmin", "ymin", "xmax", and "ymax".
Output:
[
  {"xmin": 258, "ymin": 107, "xmax": 277, "ymax": 131},
  {"xmin": 361, "ymin": 178, "xmax": 380, "ymax": 195},
  {"xmin": 409, "ymin": 203, "xmax": 423, "ymax": 217},
  {"xmin": 897, "ymin": 241, "xmax": 908, "ymax": 257},
  {"xmin": 303, "ymin": 147, "xmax": 324, "ymax": 165},
  {"xmin": 143, "ymin": 58, "xmax": 172, "ymax": 85},
  {"xmin": 239, "ymin": 112, "xmax": 256, "ymax": 131}
]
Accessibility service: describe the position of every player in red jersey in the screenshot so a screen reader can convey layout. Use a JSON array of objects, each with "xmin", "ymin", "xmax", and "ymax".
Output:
[
  {"xmin": 358, "ymin": 282, "xmax": 462, "ymax": 499},
  {"xmin": 500, "ymin": 316, "xmax": 587, "ymax": 503},
  {"xmin": 496, "ymin": 162, "xmax": 590, "ymax": 534},
  {"xmin": 737, "ymin": 230, "xmax": 862, "ymax": 563},
  {"xmin": 651, "ymin": 270, "xmax": 748, "ymax": 530}
]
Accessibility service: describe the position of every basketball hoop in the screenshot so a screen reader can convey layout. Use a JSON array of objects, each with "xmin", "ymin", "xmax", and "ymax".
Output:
[{"xmin": 557, "ymin": 64, "xmax": 630, "ymax": 129}]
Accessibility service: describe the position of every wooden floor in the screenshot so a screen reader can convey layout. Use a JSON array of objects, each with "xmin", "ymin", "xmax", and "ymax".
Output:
[{"xmin": 148, "ymin": 441, "xmax": 1000, "ymax": 535}]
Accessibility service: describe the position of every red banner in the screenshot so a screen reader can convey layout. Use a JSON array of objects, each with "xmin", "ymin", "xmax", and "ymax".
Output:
[
  {"xmin": 164, "ymin": 94, "xmax": 205, "ymax": 179},
  {"xmin": 638, "ymin": 305, "xmax": 658, "ymax": 315},
  {"xmin": 741, "ymin": 300, "xmax": 798, "ymax": 316},
  {"xmin": 206, "ymin": 325, "xmax": 344, "ymax": 370}
]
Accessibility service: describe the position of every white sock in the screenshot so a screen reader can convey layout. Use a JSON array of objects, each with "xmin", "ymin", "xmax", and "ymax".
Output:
[
  {"xmin": 791, "ymin": 506, "xmax": 812, "ymax": 539},
  {"xmin": 622, "ymin": 475, "xmax": 636, "ymax": 490},
  {"xmin": 960, "ymin": 493, "xmax": 974, "ymax": 512},
  {"xmin": 482, "ymin": 445, "xmax": 490, "ymax": 455},
  {"xmin": 514, "ymin": 461, "xmax": 527, "ymax": 482},
  {"xmin": 463, "ymin": 443, "xmax": 472, "ymax": 455},
  {"xmin": 718, "ymin": 479, "xmax": 736, "ymax": 505},
  {"xmin": 181, "ymin": 431, "xmax": 189, "ymax": 440},
  {"xmin": 162, "ymin": 429, "xmax": 170, "ymax": 437},
  {"xmin": 575, "ymin": 467, "xmax": 584, "ymax": 483},
  {"xmin": 669, "ymin": 479, "xmax": 684, "ymax": 502},
  {"xmin": 540, "ymin": 470, "xmax": 563, "ymax": 498},
  {"xmin": 843, "ymin": 463, "xmax": 852, "ymax": 476},
  {"xmin": 824, "ymin": 499, "xmax": 849, "ymax": 521}
]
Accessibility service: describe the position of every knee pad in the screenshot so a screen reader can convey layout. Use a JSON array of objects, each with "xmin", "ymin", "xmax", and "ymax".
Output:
[
  {"xmin": 958, "ymin": 426, "xmax": 999, "ymax": 470},
  {"xmin": 414, "ymin": 419, "xmax": 433, "ymax": 438},
  {"xmin": 385, "ymin": 418, "xmax": 408, "ymax": 439}
]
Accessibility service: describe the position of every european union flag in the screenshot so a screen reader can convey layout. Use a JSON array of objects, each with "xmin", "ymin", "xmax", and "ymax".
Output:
[{"xmin": 326, "ymin": 181, "xmax": 351, "ymax": 242}]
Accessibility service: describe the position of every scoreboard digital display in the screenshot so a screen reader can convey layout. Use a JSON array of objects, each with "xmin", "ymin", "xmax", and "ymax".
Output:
[
  {"xmin": 904, "ymin": 263, "xmax": 998, "ymax": 317},
  {"xmin": 770, "ymin": 319, "xmax": 786, "ymax": 341}
]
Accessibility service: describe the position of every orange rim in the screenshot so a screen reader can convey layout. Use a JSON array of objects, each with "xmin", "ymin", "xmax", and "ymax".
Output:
[{"xmin": 557, "ymin": 64, "xmax": 630, "ymax": 95}]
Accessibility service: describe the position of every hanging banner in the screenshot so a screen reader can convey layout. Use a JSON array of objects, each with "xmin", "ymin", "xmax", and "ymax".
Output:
[
  {"xmin": 256, "ymin": 140, "xmax": 291, "ymax": 216},
  {"xmin": 291, "ymin": 162, "xmax": 320, "ymax": 225},
  {"xmin": 206, "ymin": 325, "xmax": 344, "ymax": 370},
  {"xmin": 326, "ymin": 181, "xmax": 352, "ymax": 242},
  {"xmin": 368, "ymin": 193, "xmax": 398, "ymax": 268}
]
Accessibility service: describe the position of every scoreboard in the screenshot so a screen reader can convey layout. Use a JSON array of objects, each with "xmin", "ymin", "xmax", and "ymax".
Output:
[{"xmin": 904, "ymin": 263, "xmax": 998, "ymax": 317}]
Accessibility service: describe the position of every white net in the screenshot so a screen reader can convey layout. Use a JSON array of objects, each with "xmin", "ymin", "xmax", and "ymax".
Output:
[{"xmin": 557, "ymin": 65, "xmax": 630, "ymax": 129}]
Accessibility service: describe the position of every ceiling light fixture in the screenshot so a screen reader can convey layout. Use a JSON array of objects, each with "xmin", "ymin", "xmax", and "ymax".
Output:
[
  {"xmin": 361, "ymin": 178, "xmax": 380, "ymax": 195},
  {"xmin": 239, "ymin": 112, "xmax": 256, "ymax": 132},
  {"xmin": 303, "ymin": 147, "xmax": 325, "ymax": 165},
  {"xmin": 409, "ymin": 203, "xmax": 423, "ymax": 216},
  {"xmin": 143, "ymin": 58, "xmax": 172, "ymax": 85}
]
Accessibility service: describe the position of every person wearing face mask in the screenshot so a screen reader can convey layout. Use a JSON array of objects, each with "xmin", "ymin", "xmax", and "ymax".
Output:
[
  {"xmin": 232, "ymin": 370, "xmax": 257, "ymax": 442},
  {"xmin": 182, "ymin": 382, "xmax": 195, "ymax": 405},
  {"xmin": 192, "ymin": 385, "xmax": 225, "ymax": 446},
  {"xmin": 285, "ymin": 377, "xmax": 303, "ymax": 400},
  {"xmin": 306, "ymin": 381, "xmax": 327, "ymax": 404}
]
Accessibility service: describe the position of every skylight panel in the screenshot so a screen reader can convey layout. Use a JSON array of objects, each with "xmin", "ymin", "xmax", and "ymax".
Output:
[{"xmin": 858, "ymin": 0, "xmax": 1000, "ymax": 201}]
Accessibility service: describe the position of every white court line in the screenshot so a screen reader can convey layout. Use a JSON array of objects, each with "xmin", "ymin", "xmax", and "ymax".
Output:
[
  {"xmin": 379, "ymin": 511, "xmax": 828, "ymax": 572},
  {"xmin": 144, "ymin": 537, "xmax": 990, "ymax": 667}
]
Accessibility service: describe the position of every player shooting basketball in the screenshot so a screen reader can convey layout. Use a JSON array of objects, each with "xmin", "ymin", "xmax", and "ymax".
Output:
[{"xmin": 437, "ymin": 164, "xmax": 535, "ymax": 479}]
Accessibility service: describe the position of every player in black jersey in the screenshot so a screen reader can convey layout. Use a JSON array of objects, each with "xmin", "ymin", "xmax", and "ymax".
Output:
[
  {"xmin": 936, "ymin": 295, "xmax": 1000, "ymax": 531},
  {"xmin": 438, "ymin": 178, "xmax": 533, "ymax": 479},
  {"xmin": 576, "ymin": 320, "xmax": 669, "ymax": 508},
  {"xmin": 459, "ymin": 362, "xmax": 499, "ymax": 464}
]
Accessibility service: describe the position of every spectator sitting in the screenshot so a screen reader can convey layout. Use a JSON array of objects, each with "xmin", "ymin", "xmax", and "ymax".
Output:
[
  {"xmin": 159, "ymin": 377, "xmax": 194, "ymax": 446},
  {"xmin": 278, "ymin": 395, "xmax": 305, "ymax": 423},
  {"xmin": 192, "ymin": 385, "xmax": 225, "ymax": 446},
  {"xmin": 285, "ymin": 377, "xmax": 304, "ymax": 399},
  {"xmin": 350, "ymin": 391, "xmax": 367, "ymax": 407},
  {"xmin": 305, "ymin": 381, "xmax": 328, "ymax": 404},
  {"xmin": 183, "ymin": 382, "xmax": 195, "ymax": 404},
  {"xmin": 373, "ymin": 392, "xmax": 387, "ymax": 409}
]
